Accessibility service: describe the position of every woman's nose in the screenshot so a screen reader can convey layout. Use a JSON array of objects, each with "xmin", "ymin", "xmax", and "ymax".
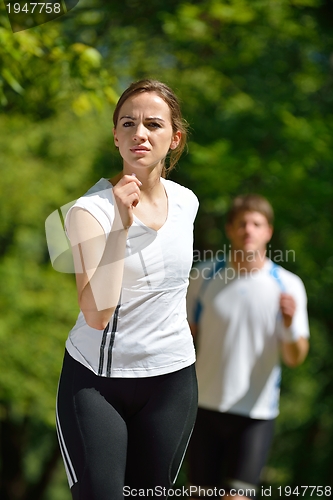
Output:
[{"xmin": 133, "ymin": 123, "xmax": 148, "ymax": 141}]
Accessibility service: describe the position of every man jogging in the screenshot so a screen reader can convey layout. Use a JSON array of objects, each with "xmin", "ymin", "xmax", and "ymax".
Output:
[{"xmin": 187, "ymin": 194, "xmax": 309, "ymax": 500}]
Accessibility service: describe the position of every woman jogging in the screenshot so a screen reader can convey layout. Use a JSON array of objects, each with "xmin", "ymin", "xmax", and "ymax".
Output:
[{"xmin": 56, "ymin": 79, "xmax": 199, "ymax": 500}]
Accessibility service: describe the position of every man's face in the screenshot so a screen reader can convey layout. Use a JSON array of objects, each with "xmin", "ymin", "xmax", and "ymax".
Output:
[{"xmin": 226, "ymin": 211, "xmax": 273, "ymax": 256}]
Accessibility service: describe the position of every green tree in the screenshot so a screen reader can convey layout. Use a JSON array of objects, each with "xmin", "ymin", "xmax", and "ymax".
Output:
[
  {"xmin": 159, "ymin": 0, "xmax": 333, "ymax": 492},
  {"xmin": 0, "ymin": 3, "xmax": 119, "ymax": 498}
]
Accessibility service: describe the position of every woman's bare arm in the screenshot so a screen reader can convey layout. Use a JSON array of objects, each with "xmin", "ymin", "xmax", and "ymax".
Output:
[{"xmin": 67, "ymin": 175, "xmax": 141, "ymax": 330}]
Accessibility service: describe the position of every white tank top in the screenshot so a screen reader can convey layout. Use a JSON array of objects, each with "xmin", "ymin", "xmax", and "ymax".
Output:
[{"xmin": 65, "ymin": 178, "xmax": 199, "ymax": 378}]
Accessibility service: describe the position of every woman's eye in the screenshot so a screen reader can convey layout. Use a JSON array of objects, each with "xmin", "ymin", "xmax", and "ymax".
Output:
[
  {"xmin": 148, "ymin": 122, "xmax": 161, "ymax": 128},
  {"xmin": 123, "ymin": 122, "xmax": 134, "ymax": 127}
]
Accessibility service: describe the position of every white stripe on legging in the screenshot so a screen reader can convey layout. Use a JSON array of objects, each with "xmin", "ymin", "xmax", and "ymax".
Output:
[{"xmin": 56, "ymin": 393, "xmax": 77, "ymax": 488}]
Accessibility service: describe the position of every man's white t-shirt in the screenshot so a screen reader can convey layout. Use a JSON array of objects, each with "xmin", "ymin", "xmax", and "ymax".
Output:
[
  {"xmin": 64, "ymin": 177, "xmax": 198, "ymax": 378},
  {"xmin": 187, "ymin": 259, "xmax": 309, "ymax": 419}
]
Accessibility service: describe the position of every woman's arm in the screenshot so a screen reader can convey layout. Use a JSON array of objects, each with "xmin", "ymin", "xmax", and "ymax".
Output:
[{"xmin": 67, "ymin": 174, "xmax": 141, "ymax": 330}]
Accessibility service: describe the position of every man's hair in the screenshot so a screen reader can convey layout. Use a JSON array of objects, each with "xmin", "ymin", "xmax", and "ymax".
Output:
[{"xmin": 226, "ymin": 194, "xmax": 274, "ymax": 225}]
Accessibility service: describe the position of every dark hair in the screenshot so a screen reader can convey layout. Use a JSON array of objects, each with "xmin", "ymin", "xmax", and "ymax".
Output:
[
  {"xmin": 226, "ymin": 194, "xmax": 274, "ymax": 225},
  {"xmin": 113, "ymin": 79, "xmax": 188, "ymax": 176}
]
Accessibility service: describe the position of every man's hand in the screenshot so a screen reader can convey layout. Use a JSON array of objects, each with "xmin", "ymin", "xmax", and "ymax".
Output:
[
  {"xmin": 280, "ymin": 293, "xmax": 296, "ymax": 328},
  {"xmin": 279, "ymin": 293, "xmax": 309, "ymax": 367}
]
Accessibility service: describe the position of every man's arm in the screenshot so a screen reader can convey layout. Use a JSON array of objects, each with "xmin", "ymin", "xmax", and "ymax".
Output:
[
  {"xmin": 186, "ymin": 264, "xmax": 208, "ymax": 345},
  {"xmin": 281, "ymin": 336, "xmax": 309, "ymax": 368},
  {"xmin": 279, "ymin": 292, "xmax": 309, "ymax": 367},
  {"xmin": 188, "ymin": 322, "xmax": 198, "ymax": 341}
]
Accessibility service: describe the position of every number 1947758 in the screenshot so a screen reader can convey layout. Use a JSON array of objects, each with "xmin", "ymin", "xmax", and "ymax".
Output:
[
  {"xmin": 6, "ymin": 3, "xmax": 62, "ymax": 14},
  {"xmin": 277, "ymin": 486, "xmax": 331, "ymax": 497}
]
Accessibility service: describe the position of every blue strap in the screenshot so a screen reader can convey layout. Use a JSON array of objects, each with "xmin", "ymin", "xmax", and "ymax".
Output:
[
  {"xmin": 193, "ymin": 260, "xmax": 226, "ymax": 324},
  {"xmin": 194, "ymin": 261, "xmax": 284, "ymax": 324},
  {"xmin": 269, "ymin": 262, "xmax": 286, "ymax": 292}
]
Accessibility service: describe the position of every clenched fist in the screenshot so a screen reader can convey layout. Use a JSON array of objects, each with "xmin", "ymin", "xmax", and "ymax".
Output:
[
  {"xmin": 112, "ymin": 174, "xmax": 142, "ymax": 230},
  {"xmin": 280, "ymin": 293, "xmax": 296, "ymax": 328}
]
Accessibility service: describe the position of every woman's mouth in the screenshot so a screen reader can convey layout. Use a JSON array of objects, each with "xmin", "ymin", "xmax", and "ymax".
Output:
[{"xmin": 130, "ymin": 146, "xmax": 150, "ymax": 154}]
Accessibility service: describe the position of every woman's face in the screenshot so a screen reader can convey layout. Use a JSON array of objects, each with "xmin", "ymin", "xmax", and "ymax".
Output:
[{"xmin": 113, "ymin": 91, "xmax": 181, "ymax": 173}]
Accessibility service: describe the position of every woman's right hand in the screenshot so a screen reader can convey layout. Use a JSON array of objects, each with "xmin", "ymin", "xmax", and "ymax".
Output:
[{"xmin": 112, "ymin": 174, "xmax": 142, "ymax": 229}]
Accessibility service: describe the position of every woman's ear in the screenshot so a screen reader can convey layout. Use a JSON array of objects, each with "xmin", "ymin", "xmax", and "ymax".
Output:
[
  {"xmin": 113, "ymin": 127, "xmax": 119, "ymax": 147},
  {"xmin": 170, "ymin": 131, "xmax": 181, "ymax": 150}
]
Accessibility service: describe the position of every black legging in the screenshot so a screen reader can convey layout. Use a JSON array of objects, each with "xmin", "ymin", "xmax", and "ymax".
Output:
[{"xmin": 56, "ymin": 350, "xmax": 198, "ymax": 500}]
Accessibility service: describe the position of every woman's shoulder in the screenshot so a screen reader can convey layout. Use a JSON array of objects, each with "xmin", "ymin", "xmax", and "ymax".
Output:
[
  {"xmin": 80, "ymin": 177, "xmax": 113, "ymax": 200},
  {"xmin": 66, "ymin": 178, "xmax": 115, "ymax": 235},
  {"xmin": 162, "ymin": 178, "xmax": 199, "ymax": 205},
  {"xmin": 73, "ymin": 178, "xmax": 114, "ymax": 211}
]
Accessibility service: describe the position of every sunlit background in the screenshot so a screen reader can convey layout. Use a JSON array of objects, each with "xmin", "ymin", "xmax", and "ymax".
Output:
[{"xmin": 0, "ymin": 1, "xmax": 333, "ymax": 498}]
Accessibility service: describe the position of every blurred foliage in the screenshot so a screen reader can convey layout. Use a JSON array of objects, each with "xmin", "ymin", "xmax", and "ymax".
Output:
[{"xmin": 0, "ymin": 0, "xmax": 333, "ymax": 498}]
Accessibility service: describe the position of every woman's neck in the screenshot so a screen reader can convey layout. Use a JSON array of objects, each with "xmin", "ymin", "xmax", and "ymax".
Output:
[{"xmin": 110, "ymin": 166, "xmax": 164, "ymax": 201}]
